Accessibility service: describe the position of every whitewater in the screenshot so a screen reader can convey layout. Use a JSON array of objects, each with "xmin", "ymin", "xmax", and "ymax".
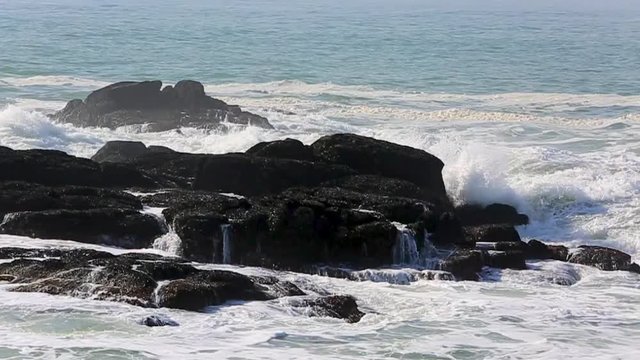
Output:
[
  {"xmin": 0, "ymin": 75, "xmax": 639, "ymax": 359},
  {"xmin": 2, "ymin": 0, "xmax": 640, "ymax": 357}
]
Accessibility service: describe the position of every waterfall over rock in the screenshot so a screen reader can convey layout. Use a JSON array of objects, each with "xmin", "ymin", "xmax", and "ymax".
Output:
[
  {"xmin": 392, "ymin": 224, "xmax": 443, "ymax": 269},
  {"xmin": 221, "ymin": 224, "xmax": 233, "ymax": 264}
]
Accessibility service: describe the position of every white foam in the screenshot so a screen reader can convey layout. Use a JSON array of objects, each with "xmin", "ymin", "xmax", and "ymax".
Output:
[{"xmin": 0, "ymin": 75, "xmax": 110, "ymax": 88}]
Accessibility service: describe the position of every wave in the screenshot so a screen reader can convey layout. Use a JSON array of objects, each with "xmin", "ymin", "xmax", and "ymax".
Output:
[{"xmin": 0, "ymin": 75, "xmax": 110, "ymax": 88}]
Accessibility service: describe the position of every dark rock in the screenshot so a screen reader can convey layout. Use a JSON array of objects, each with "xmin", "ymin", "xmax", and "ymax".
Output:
[
  {"xmin": 429, "ymin": 211, "xmax": 468, "ymax": 247},
  {"xmin": 311, "ymin": 134, "xmax": 449, "ymax": 206},
  {"xmin": 440, "ymin": 249, "xmax": 484, "ymax": 281},
  {"xmin": 301, "ymin": 295, "xmax": 365, "ymax": 323},
  {"xmin": 484, "ymin": 250, "xmax": 527, "ymax": 270},
  {"xmin": 139, "ymin": 315, "xmax": 179, "ymax": 327},
  {"xmin": 526, "ymin": 239, "xmax": 569, "ymax": 261},
  {"xmin": 0, "ymin": 182, "xmax": 142, "ymax": 219},
  {"xmin": 0, "ymin": 146, "xmax": 157, "ymax": 188},
  {"xmin": 0, "ymin": 209, "xmax": 165, "ymax": 248},
  {"xmin": 246, "ymin": 138, "xmax": 315, "ymax": 161},
  {"xmin": 91, "ymin": 141, "xmax": 153, "ymax": 163},
  {"xmin": 568, "ymin": 246, "xmax": 633, "ymax": 271},
  {"xmin": 0, "ymin": 248, "xmax": 307, "ymax": 312},
  {"xmin": 52, "ymin": 80, "xmax": 272, "ymax": 131},
  {"xmin": 321, "ymin": 175, "xmax": 427, "ymax": 200},
  {"xmin": 455, "ymin": 203, "xmax": 529, "ymax": 226},
  {"xmin": 193, "ymin": 154, "xmax": 355, "ymax": 196},
  {"xmin": 629, "ymin": 263, "xmax": 640, "ymax": 274},
  {"xmin": 463, "ymin": 225, "xmax": 521, "ymax": 243}
]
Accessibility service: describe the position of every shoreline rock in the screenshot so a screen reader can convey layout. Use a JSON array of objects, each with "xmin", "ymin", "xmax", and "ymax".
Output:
[{"xmin": 52, "ymin": 80, "xmax": 272, "ymax": 131}]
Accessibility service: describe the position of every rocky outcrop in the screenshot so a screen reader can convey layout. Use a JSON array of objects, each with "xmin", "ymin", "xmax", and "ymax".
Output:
[
  {"xmin": 0, "ymin": 209, "xmax": 165, "ymax": 248},
  {"xmin": 455, "ymin": 203, "xmax": 529, "ymax": 226},
  {"xmin": 52, "ymin": 80, "xmax": 272, "ymax": 131},
  {"xmin": 0, "ymin": 146, "xmax": 157, "ymax": 188},
  {"xmin": 0, "ymin": 247, "xmax": 365, "ymax": 322},
  {"xmin": 567, "ymin": 245, "xmax": 636, "ymax": 272},
  {"xmin": 311, "ymin": 134, "xmax": 449, "ymax": 207},
  {"xmin": 246, "ymin": 138, "xmax": 314, "ymax": 161}
]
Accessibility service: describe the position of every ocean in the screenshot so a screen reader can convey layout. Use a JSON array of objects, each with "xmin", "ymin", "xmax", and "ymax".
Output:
[{"xmin": 0, "ymin": 0, "xmax": 639, "ymax": 358}]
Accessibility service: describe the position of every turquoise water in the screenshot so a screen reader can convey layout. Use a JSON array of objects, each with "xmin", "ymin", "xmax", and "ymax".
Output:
[{"xmin": 1, "ymin": 0, "xmax": 640, "ymax": 97}]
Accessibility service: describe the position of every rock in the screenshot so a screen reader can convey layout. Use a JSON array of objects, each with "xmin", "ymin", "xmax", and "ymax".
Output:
[
  {"xmin": 321, "ymin": 175, "xmax": 427, "ymax": 200},
  {"xmin": 91, "ymin": 141, "xmax": 154, "ymax": 163},
  {"xmin": 455, "ymin": 203, "xmax": 529, "ymax": 226},
  {"xmin": 428, "ymin": 211, "xmax": 468, "ymax": 247},
  {"xmin": 484, "ymin": 250, "xmax": 527, "ymax": 270},
  {"xmin": 192, "ymin": 154, "xmax": 355, "ymax": 196},
  {"xmin": 440, "ymin": 249, "xmax": 484, "ymax": 281},
  {"xmin": 629, "ymin": 263, "xmax": 640, "ymax": 274},
  {"xmin": 0, "ymin": 146, "xmax": 157, "ymax": 188},
  {"xmin": 52, "ymin": 80, "xmax": 272, "ymax": 131},
  {"xmin": 139, "ymin": 315, "xmax": 179, "ymax": 327},
  {"xmin": 301, "ymin": 295, "xmax": 365, "ymax": 323},
  {"xmin": 0, "ymin": 209, "xmax": 165, "ymax": 248},
  {"xmin": 463, "ymin": 224, "xmax": 521, "ymax": 243},
  {"xmin": 0, "ymin": 248, "xmax": 306, "ymax": 311},
  {"xmin": 568, "ymin": 246, "xmax": 633, "ymax": 271},
  {"xmin": 0, "ymin": 182, "xmax": 142, "ymax": 219},
  {"xmin": 526, "ymin": 239, "xmax": 569, "ymax": 261},
  {"xmin": 311, "ymin": 134, "xmax": 449, "ymax": 206},
  {"xmin": 246, "ymin": 138, "xmax": 315, "ymax": 161}
]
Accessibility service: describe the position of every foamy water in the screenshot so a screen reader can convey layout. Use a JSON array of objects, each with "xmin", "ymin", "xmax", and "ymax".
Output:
[{"xmin": 2, "ymin": 0, "xmax": 640, "ymax": 356}]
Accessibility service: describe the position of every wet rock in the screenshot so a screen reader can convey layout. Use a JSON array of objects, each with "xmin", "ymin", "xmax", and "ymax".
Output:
[
  {"xmin": 301, "ymin": 295, "xmax": 365, "ymax": 323},
  {"xmin": 484, "ymin": 250, "xmax": 527, "ymax": 270},
  {"xmin": 0, "ymin": 146, "xmax": 157, "ymax": 188},
  {"xmin": 52, "ymin": 80, "xmax": 272, "ymax": 131},
  {"xmin": 568, "ymin": 246, "xmax": 633, "ymax": 271},
  {"xmin": 310, "ymin": 134, "xmax": 449, "ymax": 206},
  {"xmin": 0, "ymin": 209, "xmax": 165, "ymax": 248},
  {"xmin": 428, "ymin": 211, "xmax": 468, "ymax": 247},
  {"xmin": 321, "ymin": 175, "xmax": 428, "ymax": 201},
  {"xmin": 629, "ymin": 263, "xmax": 640, "ymax": 274},
  {"xmin": 455, "ymin": 203, "xmax": 529, "ymax": 226},
  {"xmin": 0, "ymin": 248, "xmax": 307, "ymax": 311},
  {"xmin": 246, "ymin": 138, "xmax": 314, "ymax": 161},
  {"xmin": 440, "ymin": 249, "xmax": 484, "ymax": 281},
  {"xmin": 91, "ymin": 141, "xmax": 170, "ymax": 163},
  {"xmin": 0, "ymin": 181, "xmax": 142, "ymax": 218},
  {"xmin": 193, "ymin": 154, "xmax": 355, "ymax": 196},
  {"xmin": 139, "ymin": 315, "xmax": 179, "ymax": 327},
  {"xmin": 463, "ymin": 224, "xmax": 521, "ymax": 243},
  {"xmin": 526, "ymin": 239, "xmax": 569, "ymax": 261}
]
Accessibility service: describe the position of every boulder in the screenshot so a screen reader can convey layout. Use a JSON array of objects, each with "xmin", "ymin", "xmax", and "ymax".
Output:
[
  {"xmin": 568, "ymin": 246, "xmax": 633, "ymax": 271},
  {"xmin": 440, "ymin": 249, "xmax": 484, "ymax": 281},
  {"xmin": 526, "ymin": 239, "xmax": 569, "ymax": 261},
  {"xmin": 246, "ymin": 138, "xmax": 315, "ymax": 161},
  {"xmin": 484, "ymin": 250, "xmax": 527, "ymax": 270},
  {"xmin": 0, "ymin": 146, "xmax": 157, "ymax": 188},
  {"xmin": 0, "ymin": 209, "xmax": 165, "ymax": 248},
  {"xmin": 91, "ymin": 141, "xmax": 162, "ymax": 163},
  {"xmin": 52, "ymin": 80, "xmax": 272, "ymax": 131},
  {"xmin": 463, "ymin": 224, "xmax": 521, "ymax": 243},
  {"xmin": 455, "ymin": 203, "xmax": 529, "ymax": 226},
  {"xmin": 311, "ymin": 134, "xmax": 449, "ymax": 206},
  {"xmin": 299, "ymin": 295, "xmax": 365, "ymax": 323},
  {"xmin": 139, "ymin": 315, "xmax": 179, "ymax": 327}
]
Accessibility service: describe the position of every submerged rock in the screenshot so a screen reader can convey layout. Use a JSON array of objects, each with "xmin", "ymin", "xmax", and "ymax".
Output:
[
  {"xmin": 299, "ymin": 295, "xmax": 365, "ymax": 323},
  {"xmin": 52, "ymin": 80, "xmax": 272, "ymax": 131},
  {"xmin": 568, "ymin": 245, "xmax": 633, "ymax": 271},
  {"xmin": 139, "ymin": 315, "xmax": 179, "ymax": 327},
  {"xmin": 0, "ymin": 248, "xmax": 305, "ymax": 311}
]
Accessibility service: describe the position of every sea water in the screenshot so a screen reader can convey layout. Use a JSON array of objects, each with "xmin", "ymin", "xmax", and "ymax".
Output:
[{"xmin": 0, "ymin": 0, "xmax": 639, "ymax": 358}]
